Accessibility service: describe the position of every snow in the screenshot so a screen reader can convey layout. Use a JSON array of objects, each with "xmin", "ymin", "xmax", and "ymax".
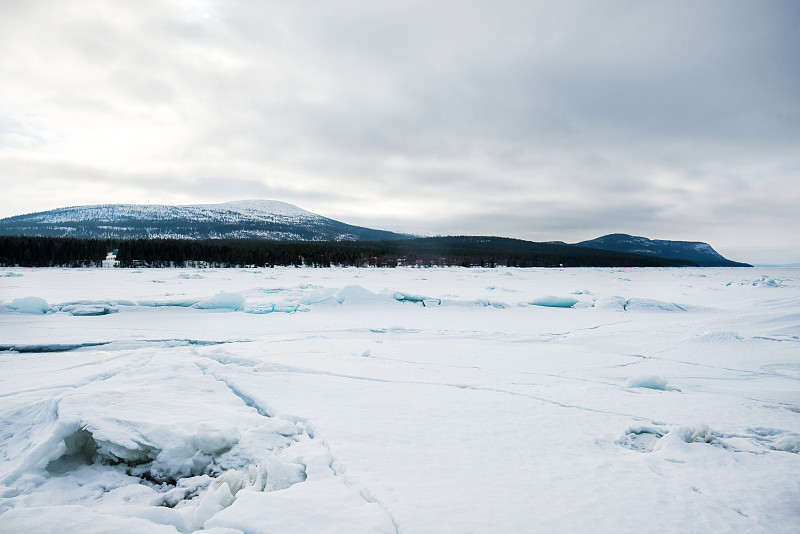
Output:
[
  {"xmin": 20, "ymin": 200, "xmax": 319, "ymax": 225},
  {"xmin": 1, "ymin": 266, "xmax": 799, "ymax": 533},
  {"xmin": 212, "ymin": 200, "xmax": 318, "ymax": 219}
]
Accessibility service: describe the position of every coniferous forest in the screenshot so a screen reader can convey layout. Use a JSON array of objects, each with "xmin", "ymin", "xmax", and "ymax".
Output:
[
  {"xmin": 0, "ymin": 236, "xmax": 116, "ymax": 267},
  {"xmin": 0, "ymin": 235, "xmax": 697, "ymax": 268}
]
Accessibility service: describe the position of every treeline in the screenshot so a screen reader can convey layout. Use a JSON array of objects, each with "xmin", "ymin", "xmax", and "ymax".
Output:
[
  {"xmin": 0, "ymin": 235, "xmax": 698, "ymax": 268},
  {"xmin": 0, "ymin": 236, "xmax": 117, "ymax": 267},
  {"xmin": 334, "ymin": 237, "xmax": 697, "ymax": 268},
  {"xmin": 115, "ymin": 239, "xmax": 362, "ymax": 267}
]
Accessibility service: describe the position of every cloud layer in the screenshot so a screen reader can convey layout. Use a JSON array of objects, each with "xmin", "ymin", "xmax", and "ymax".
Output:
[{"xmin": 1, "ymin": 1, "xmax": 798, "ymax": 262}]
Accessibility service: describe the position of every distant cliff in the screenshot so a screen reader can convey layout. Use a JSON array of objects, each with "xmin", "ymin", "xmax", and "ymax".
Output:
[{"xmin": 576, "ymin": 234, "xmax": 751, "ymax": 267}]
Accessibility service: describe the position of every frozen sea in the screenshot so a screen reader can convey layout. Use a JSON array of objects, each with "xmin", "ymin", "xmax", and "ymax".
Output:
[{"xmin": 1, "ymin": 266, "xmax": 798, "ymax": 533}]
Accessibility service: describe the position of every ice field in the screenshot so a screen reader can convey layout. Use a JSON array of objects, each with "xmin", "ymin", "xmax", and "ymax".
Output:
[{"xmin": 1, "ymin": 266, "xmax": 799, "ymax": 533}]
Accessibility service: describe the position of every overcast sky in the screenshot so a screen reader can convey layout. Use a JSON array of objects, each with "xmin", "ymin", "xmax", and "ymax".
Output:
[{"xmin": 1, "ymin": 1, "xmax": 798, "ymax": 263}]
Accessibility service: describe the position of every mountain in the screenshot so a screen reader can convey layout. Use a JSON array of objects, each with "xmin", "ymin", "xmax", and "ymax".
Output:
[
  {"xmin": 0, "ymin": 202, "xmax": 751, "ymax": 267},
  {"xmin": 575, "ymin": 234, "xmax": 751, "ymax": 267},
  {"xmin": 0, "ymin": 200, "xmax": 407, "ymax": 242}
]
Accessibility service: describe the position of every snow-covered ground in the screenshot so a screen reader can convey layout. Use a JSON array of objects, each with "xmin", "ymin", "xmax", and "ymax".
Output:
[{"xmin": 1, "ymin": 266, "xmax": 798, "ymax": 533}]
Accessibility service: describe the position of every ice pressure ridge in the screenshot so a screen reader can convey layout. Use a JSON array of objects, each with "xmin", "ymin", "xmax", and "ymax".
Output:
[
  {"xmin": 1, "ymin": 283, "xmax": 721, "ymax": 316},
  {"xmin": 0, "ymin": 344, "xmax": 396, "ymax": 532}
]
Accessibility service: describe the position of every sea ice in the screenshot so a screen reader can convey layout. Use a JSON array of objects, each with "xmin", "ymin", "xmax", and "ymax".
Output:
[{"xmin": 1, "ymin": 266, "xmax": 799, "ymax": 533}]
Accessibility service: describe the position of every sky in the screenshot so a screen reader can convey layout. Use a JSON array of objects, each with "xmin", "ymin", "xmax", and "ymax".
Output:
[{"xmin": 1, "ymin": 1, "xmax": 798, "ymax": 264}]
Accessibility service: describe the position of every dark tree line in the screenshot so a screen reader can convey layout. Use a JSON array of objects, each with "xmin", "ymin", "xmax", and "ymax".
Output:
[
  {"xmin": 114, "ymin": 239, "xmax": 362, "ymax": 267},
  {"xmin": 0, "ymin": 236, "xmax": 117, "ymax": 267},
  {"xmin": 357, "ymin": 237, "xmax": 697, "ymax": 267},
  {"xmin": 1, "ymin": 235, "xmax": 698, "ymax": 268}
]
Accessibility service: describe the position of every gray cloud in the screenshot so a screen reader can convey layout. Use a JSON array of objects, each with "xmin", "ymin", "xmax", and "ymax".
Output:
[{"xmin": 0, "ymin": 0, "xmax": 798, "ymax": 262}]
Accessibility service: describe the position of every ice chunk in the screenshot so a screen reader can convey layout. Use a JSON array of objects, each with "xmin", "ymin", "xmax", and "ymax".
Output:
[
  {"xmin": 196, "ymin": 292, "xmax": 246, "ymax": 311},
  {"xmin": 260, "ymin": 456, "xmax": 307, "ymax": 491},
  {"xmin": 190, "ymin": 457, "xmax": 306, "ymax": 529},
  {"xmin": 471, "ymin": 299, "xmax": 507, "ymax": 308},
  {"xmin": 617, "ymin": 426, "xmax": 666, "ymax": 452},
  {"xmin": 273, "ymin": 304, "xmax": 300, "ymax": 313},
  {"xmin": 244, "ymin": 304, "xmax": 275, "ymax": 314},
  {"xmin": 335, "ymin": 285, "xmax": 382, "ymax": 305},
  {"xmin": 726, "ymin": 275, "xmax": 783, "ymax": 287},
  {"xmin": 0, "ymin": 271, "xmax": 23, "ymax": 277},
  {"xmin": 137, "ymin": 298, "xmax": 200, "ymax": 307},
  {"xmin": 393, "ymin": 292, "xmax": 441, "ymax": 306},
  {"xmin": 594, "ymin": 296, "xmax": 626, "ymax": 311},
  {"xmin": 193, "ymin": 475, "xmax": 238, "ymax": 528},
  {"xmin": 91, "ymin": 433, "xmax": 160, "ymax": 466},
  {"xmin": 625, "ymin": 375, "xmax": 678, "ymax": 391},
  {"xmin": 301, "ymin": 288, "xmax": 339, "ymax": 305},
  {"xmin": 772, "ymin": 434, "xmax": 800, "ymax": 453},
  {"xmin": 529, "ymin": 296, "xmax": 579, "ymax": 308},
  {"xmin": 59, "ymin": 304, "xmax": 116, "ymax": 316},
  {"xmin": 7, "ymin": 297, "xmax": 51, "ymax": 314},
  {"xmin": 687, "ymin": 423, "xmax": 714, "ymax": 443},
  {"xmin": 192, "ymin": 423, "xmax": 240, "ymax": 455},
  {"xmin": 653, "ymin": 424, "xmax": 717, "ymax": 452}
]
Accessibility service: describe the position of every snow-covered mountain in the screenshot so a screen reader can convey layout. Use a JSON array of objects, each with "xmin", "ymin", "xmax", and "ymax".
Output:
[
  {"xmin": 0, "ymin": 203, "xmax": 750, "ymax": 266},
  {"xmin": 0, "ymin": 200, "xmax": 408, "ymax": 241},
  {"xmin": 576, "ymin": 234, "xmax": 751, "ymax": 267}
]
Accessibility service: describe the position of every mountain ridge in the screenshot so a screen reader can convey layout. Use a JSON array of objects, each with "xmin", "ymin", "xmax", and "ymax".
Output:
[
  {"xmin": 576, "ymin": 233, "xmax": 751, "ymax": 267},
  {"xmin": 0, "ymin": 200, "xmax": 406, "ymax": 242},
  {"xmin": 0, "ymin": 201, "xmax": 750, "ymax": 266}
]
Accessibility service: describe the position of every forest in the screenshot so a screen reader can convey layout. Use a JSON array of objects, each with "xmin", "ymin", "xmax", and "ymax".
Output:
[
  {"xmin": 0, "ymin": 235, "xmax": 697, "ymax": 268},
  {"xmin": 0, "ymin": 236, "xmax": 115, "ymax": 267}
]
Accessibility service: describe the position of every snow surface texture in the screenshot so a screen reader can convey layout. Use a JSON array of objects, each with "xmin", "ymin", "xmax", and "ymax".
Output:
[
  {"xmin": 18, "ymin": 200, "xmax": 319, "ymax": 224},
  {"xmin": 1, "ymin": 267, "xmax": 799, "ymax": 533}
]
